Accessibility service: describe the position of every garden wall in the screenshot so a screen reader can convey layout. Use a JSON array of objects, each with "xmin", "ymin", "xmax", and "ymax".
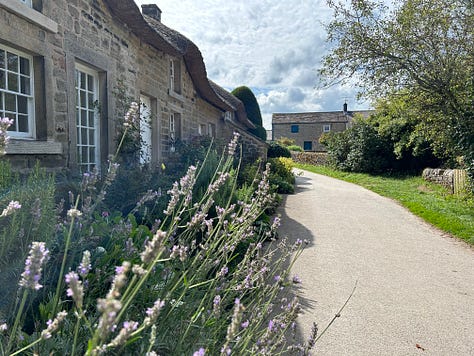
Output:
[
  {"xmin": 290, "ymin": 151, "xmax": 328, "ymax": 166},
  {"xmin": 422, "ymin": 168, "xmax": 468, "ymax": 194}
]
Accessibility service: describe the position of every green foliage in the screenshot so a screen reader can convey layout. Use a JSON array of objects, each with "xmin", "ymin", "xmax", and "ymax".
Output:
[
  {"xmin": 287, "ymin": 145, "xmax": 303, "ymax": 152},
  {"xmin": 267, "ymin": 142, "xmax": 292, "ymax": 158},
  {"xmin": 1, "ymin": 133, "xmax": 308, "ymax": 355},
  {"xmin": 250, "ymin": 125, "xmax": 267, "ymax": 141},
  {"xmin": 321, "ymin": 119, "xmax": 394, "ymax": 173},
  {"xmin": 231, "ymin": 86, "xmax": 263, "ymax": 126},
  {"xmin": 0, "ymin": 162, "xmax": 56, "ymax": 320},
  {"xmin": 320, "ymin": 0, "xmax": 474, "ymax": 185},
  {"xmin": 276, "ymin": 137, "xmax": 295, "ymax": 147},
  {"xmin": 268, "ymin": 157, "xmax": 295, "ymax": 194},
  {"xmin": 231, "ymin": 86, "xmax": 267, "ymax": 140}
]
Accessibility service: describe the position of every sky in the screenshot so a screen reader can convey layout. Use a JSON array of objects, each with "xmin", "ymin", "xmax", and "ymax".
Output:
[{"xmin": 133, "ymin": 0, "xmax": 371, "ymax": 129}]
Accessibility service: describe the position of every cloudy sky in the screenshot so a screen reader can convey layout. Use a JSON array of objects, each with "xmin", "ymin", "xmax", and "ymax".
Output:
[{"xmin": 133, "ymin": 0, "xmax": 371, "ymax": 129}]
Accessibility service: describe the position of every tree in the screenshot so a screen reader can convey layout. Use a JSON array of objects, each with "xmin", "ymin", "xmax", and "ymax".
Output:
[
  {"xmin": 231, "ymin": 86, "xmax": 267, "ymax": 140},
  {"xmin": 320, "ymin": 0, "xmax": 474, "ymax": 182}
]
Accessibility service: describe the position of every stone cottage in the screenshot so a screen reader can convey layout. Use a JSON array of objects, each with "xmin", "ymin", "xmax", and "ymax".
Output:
[
  {"xmin": 0, "ymin": 0, "xmax": 265, "ymax": 173},
  {"xmin": 272, "ymin": 104, "xmax": 373, "ymax": 151}
]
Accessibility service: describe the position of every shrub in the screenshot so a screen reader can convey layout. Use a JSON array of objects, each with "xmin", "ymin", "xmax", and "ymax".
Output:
[
  {"xmin": 267, "ymin": 142, "xmax": 292, "ymax": 158},
  {"xmin": 287, "ymin": 145, "xmax": 303, "ymax": 152},
  {"xmin": 1, "ymin": 127, "xmax": 311, "ymax": 355},
  {"xmin": 276, "ymin": 137, "xmax": 295, "ymax": 147},
  {"xmin": 0, "ymin": 162, "xmax": 56, "ymax": 321},
  {"xmin": 269, "ymin": 157, "xmax": 295, "ymax": 194}
]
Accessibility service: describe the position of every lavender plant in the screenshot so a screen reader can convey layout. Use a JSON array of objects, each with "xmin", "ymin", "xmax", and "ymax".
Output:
[{"xmin": 0, "ymin": 105, "xmax": 311, "ymax": 355}]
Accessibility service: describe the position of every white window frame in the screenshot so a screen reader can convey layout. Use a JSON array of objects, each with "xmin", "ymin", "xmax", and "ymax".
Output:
[
  {"xmin": 169, "ymin": 59, "xmax": 181, "ymax": 94},
  {"xmin": 208, "ymin": 123, "xmax": 216, "ymax": 138},
  {"xmin": 139, "ymin": 95, "xmax": 152, "ymax": 164},
  {"xmin": 0, "ymin": 44, "xmax": 35, "ymax": 138},
  {"xmin": 75, "ymin": 63, "xmax": 99, "ymax": 173},
  {"xmin": 169, "ymin": 113, "xmax": 175, "ymax": 140},
  {"xmin": 323, "ymin": 124, "xmax": 331, "ymax": 133},
  {"xmin": 198, "ymin": 123, "xmax": 207, "ymax": 136}
]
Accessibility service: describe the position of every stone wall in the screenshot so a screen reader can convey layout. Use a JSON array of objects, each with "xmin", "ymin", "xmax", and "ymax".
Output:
[
  {"xmin": 290, "ymin": 152, "xmax": 328, "ymax": 166},
  {"xmin": 0, "ymin": 0, "xmax": 227, "ymax": 173},
  {"xmin": 422, "ymin": 168, "xmax": 468, "ymax": 194}
]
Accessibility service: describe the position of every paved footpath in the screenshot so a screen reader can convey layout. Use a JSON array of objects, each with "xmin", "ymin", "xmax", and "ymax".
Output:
[{"xmin": 277, "ymin": 170, "xmax": 474, "ymax": 356}]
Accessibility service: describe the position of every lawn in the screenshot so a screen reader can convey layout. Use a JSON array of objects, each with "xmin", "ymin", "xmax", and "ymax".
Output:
[{"xmin": 294, "ymin": 164, "xmax": 474, "ymax": 244}]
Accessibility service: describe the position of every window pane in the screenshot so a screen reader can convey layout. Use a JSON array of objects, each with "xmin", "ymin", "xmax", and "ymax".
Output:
[
  {"xmin": 7, "ymin": 53, "xmax": 18, "ymax": 72},
  {"xmin": 87, "ymin": 74, "xmax": 94, "ymax": 91},
  {"xmin": 88, "ymin": 112, "xmax": 95, "ymax": 128},
  {"xmin": 18, "ymin": 115, "xmax": 28, "ymax": 132},
  {"xmin": 0, "ymin": 95, "xmax": 3, "ymax": 110},
  {"xmin": 20, "ymin": 57, "xmax": 30, "ymax": 76},
  {"xmin": 8, "ymin": 117, "xmax": 17, "ymax": 131},
  {"xmin": 17, "ymin": 96, "xmax": 27, "ymax": 114},
  {"xmin": 88, "ymin": 93, "xmax": 94, "ymax": 107},
  {"xmin": 80, "ymin": 90, "xmax": 86, "ymax": 107},
  {"xmin": 0, "ymin": 51, "xmax": 4, "ymax": 69},
  {"xmin": 0, "ymin": 70, "xmax": 4, "ymax": 89},
  {"xmin": 8, "ymin": 72, "xmax": 18, "ymax": 92},
  {"xmin": 5, "ymin": 93, "xmax": 15, "ymax": 111},
  {"xmin": 89, "ymin": 147, "xmax": 95, "ymax": 163},
  {"xmin": 89, "ymin": 129, "xmax": 94, "ymax": 144},
  {"xmin": 20, "ymin": 76, "xmax": 30, "ymax": 95},
  {"xmin": 81, "ymin": 109, "xmax": 87, "ymax": 126},
  {"xmin": 80, "ymin": 72, "xmax": 86, "ymax": 89},
  {"xmin": 81, "ymin": 147, "xmax": 88, "ymax": 162},
  {"xmin": 81, "ymin": 128, "xmax": 87, "ymax": 143},
  {"xmin": 76, "ymin": 127, "xmax": 81, "ymax": 145}
]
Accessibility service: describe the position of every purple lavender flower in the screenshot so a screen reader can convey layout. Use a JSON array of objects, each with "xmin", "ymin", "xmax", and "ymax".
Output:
[
  {"xmin": 108, "ymin": 320, "xmax": 139, "ymax": 347},
  {"xmin": 19, "ymin": 242, "xmax": 49, "ymax": 290},
  {"xmin": 123, "ymin": 102, "xmax": 139, "ymax": 128},
  {"xmin": 65, "ymin": 271, "xmax": 84, "ymax": 308},
  {"xmin": 41, "ymin": 311, "xmax": 67, "ymax": 340},
  {"xmin": 144, "ymin": 299, "xmax": 165, "ymax": 327},
  {"xmin": 78, "ymin": 250, "xmax": 91, "ymax": 278},
  {"xmin": 170, "ymin": 245, "xmax": 188, "ymax": 262},
  {"xmin": 141, "ymin": 230, "xmax": 166, "ymax": 264},
  {"xmin": 1, "ymin": 200, "xmax": 21, "ymax": 217},
  {"xmin": 213, "ymin": 295, "xmax": 221, "ymax": 315},
  {"xmin": 227, "ymin": 132, "xmax": 240, "ymax": 156},
  {"xmin": 241, "ymin": 320, "xmax": 249, "ymax": 329},
  {"xmin": 292, "ymin": 275, "xmax": 302, "ymax": 284},
  {"xmin": 193, "ymin": 348, "xmax": 205, "ymax": 356}
]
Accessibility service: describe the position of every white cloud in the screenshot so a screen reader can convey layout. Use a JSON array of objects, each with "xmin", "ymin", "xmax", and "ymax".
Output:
[{"xmin": 134, "ymin": 0, "xmax": 371, "ymax": 128}]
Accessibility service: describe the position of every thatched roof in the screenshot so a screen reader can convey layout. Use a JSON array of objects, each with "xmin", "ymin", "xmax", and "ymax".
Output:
[
  {"xmin": 209, "ymin": 81, "xmax": 255, "ymax": 129},
  {"xmin": 272, "ymin": 110, "xmax": 374, "ymax": 124},
  {"xmin": 104, "ymin": 0, "xmax": 242, "ymax": 115}
]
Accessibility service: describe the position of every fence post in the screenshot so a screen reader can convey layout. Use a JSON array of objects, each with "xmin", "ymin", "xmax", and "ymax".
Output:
[{"xmin": 453, "ymin": 169, "xmax": 467, "ymax": 195}]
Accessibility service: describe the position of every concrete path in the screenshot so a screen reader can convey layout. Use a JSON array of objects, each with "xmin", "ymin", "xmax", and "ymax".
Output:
[{"xmin": 277, "ymin": 170, "xmax": 474, "ymax": 355}]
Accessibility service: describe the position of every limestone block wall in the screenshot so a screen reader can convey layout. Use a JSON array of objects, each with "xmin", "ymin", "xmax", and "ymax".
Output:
[
  {"xmin": 290, "ymin": 152, "xmax": 328, "ymax": 166},
  {"xmin": 422, "ymin": 168, "xmax": 468, "ymax": 194},
  {"xmin": 0, "ymin": 0, "xmax": 226, "ymax": 172}
]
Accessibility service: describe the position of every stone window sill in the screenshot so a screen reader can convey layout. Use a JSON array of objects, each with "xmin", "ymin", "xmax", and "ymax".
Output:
[
  {"xmin": 168, "ymin": 89, "xmax": 185, "ymax": 102},
  {"xmin": 6, "ymin": 139, "xmax": 62, "ymax": 155},
  {"xmin": 0, "ymin": 0, "xmax": 58, "ymax": 33}
]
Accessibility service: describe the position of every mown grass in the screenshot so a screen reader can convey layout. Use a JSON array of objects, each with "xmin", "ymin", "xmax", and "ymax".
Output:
[{"xmin": 295, "ymin": 164, "xmax": 474, "ymax": 244}]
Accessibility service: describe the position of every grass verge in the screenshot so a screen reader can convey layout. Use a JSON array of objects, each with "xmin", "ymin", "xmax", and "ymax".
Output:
[{"xmin": 295, "ymin": 164, "xmax": 474, "ymax": 245}]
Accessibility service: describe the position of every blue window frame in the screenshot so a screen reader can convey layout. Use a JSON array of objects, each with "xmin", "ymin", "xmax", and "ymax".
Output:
[
  {"xmin": 291, "ymin": 125, "xmax": 299, "ymax": 133},
  {"xmin": 304, "ymin": 141, "xmax": 312, "ymax": 151}
]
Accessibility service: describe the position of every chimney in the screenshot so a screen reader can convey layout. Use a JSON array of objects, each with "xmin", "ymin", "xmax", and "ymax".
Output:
[
  {"xmin": 142, "ymin": 4, "xmax": 162, "ymax": 22},
  {"xmin": 343, "ymin": 102, "xmax": 348, "ymax": 113}
]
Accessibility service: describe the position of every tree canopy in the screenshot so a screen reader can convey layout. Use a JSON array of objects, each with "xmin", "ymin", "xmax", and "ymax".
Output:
[
  {"xmin": 231, "ymin": 86, "xmax": 267, "ymax": 140},
  {"xmin": 320, "ymin": 0, "xmax": 474, "ymax": 180}
]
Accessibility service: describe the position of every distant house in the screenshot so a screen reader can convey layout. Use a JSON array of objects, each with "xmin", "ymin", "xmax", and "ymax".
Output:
[
  {"xmin": 0, "ymin": 0, "xmax": 265, "ymax": 173},
  {"xmin": 272, "ymin": 104, "xmax": 373, "ymax": 151}
]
